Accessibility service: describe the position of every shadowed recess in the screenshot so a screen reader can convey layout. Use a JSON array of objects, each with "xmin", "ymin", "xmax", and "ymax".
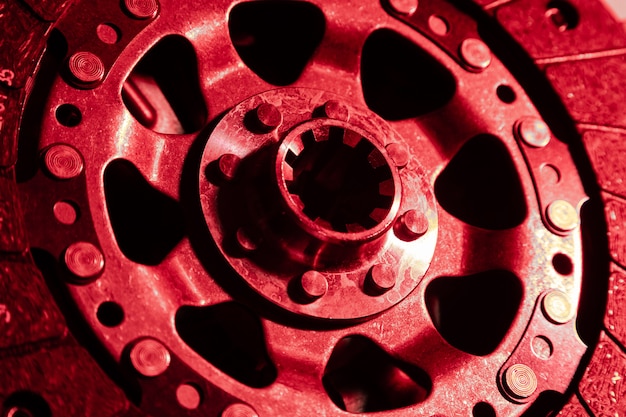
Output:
[
  {"xmin": 323, "ymin": 336, "xmax": 431, "ymax": 413},
  {"xmin": 122, "ymin": 35, "xmax": 207, "ymax": 134},
  {"xmin": 2, "ymin": 391, "xmax": 51, "ymax": 417},
  {"xmin": 434, "ymin": 134, "xmax": 527, "ymax": 230},
  {"xmin": 361, "ymin": 29, "xmax": 456, "ymax": 121},
  {"xmin": 229, "ymin": 1, "xmax": 325, "ymax": 86},
  {"xmin": 426, "ymin": 270, "xmax": 523, "ymax": 356},
  {"xmin": 175, "ymin": 303, "xmax": 277, "ymax": 388},
  {"xmin": 104, "ymin": 159, "xmax": 184, "ymax": 265}
]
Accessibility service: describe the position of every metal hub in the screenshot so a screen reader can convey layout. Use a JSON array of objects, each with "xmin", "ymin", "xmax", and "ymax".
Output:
[{"xmin": 199, "ymin": 88, "xmax": 437, "ymax": 319}]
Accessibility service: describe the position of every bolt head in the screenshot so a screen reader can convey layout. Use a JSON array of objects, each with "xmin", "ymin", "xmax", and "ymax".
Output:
[
  {"xmin": 255, "ymin": 103, "xmax": 283, "ymax": 131},
  {"xmin": 395, "ymin": 209, "xmax": 429, "ymax": 241},
  {"xmin": 517, "ymin": 118, "xmax": 551, "ymax": 148},
  {"xmin": 222, "ymin": 403, "xmax": 259, "ymax": 417},
  {"xmin": 300, "ymin": 270, "xmax": 328, "ymax": 300},
  {"xmin": 64, "ymin": 242, "xmax": 104, "ymax": 279},
  {"xmin": 385, "ymin": 143, "xmax": 410, "ymax": 168},
  {"xmin": 368, "ymin": 264, "xmax": 396, "ymax": 294},
  {"xmin": 236, "ymin": 228, "xmax": 258, "ymax": 252},
  {"xmin": 124, "ymin": 0, "xmax": 159, "ymax": 19},
  {"xmin": 217, "ymin": 153, "xmax": 241, "ymax": 181},
  {"xmin": 322, "ymin": 100, "xmax": 350, "ymax": 121},
  {"xmin": 542, "ymin": 289, "xmax": 573, "ymax": 324},
  {"xmin": 459, "ymin": 38, "xmax": 491, "ymax": 71},
  {"xmin": 387, "ymin": 0, "xmax": 418, "ymax": 15},
  {"xmin": 503, "ymin": 363, "xmax": 538, "ymax": 400},
  {"xmin": 546, "ymin": 200, "xmax": 579, "ymax": 233},
  {"xmin": 68, "ymin": 52, "xmax": 105, "ymax": 85},
  {"xmin": 44, "ymin": 144, "xmax": 84, "ymax": 180},
  {"xmin": 130, "ymin": 338, "xmax": 171, "ymax": 377}
]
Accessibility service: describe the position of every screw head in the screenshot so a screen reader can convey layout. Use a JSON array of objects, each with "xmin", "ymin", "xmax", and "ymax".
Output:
[
  {"xmin": 517, "ymin": 118, "xmax": 551, "ymax": 148},
  {"xmin": 44, "ymin": 144, "xmax": 84, "ymax": 180},
  {"xmin": 255, "ymin": 103, "xmax": 282, "ymax": 131},
  {"xmin": 217, "ymin": 153, "xmax": 241, "ymax": 181},
  {"xmin": 503, "ymin": 364, "xmax": 538, "ymax": 400},
  {"xmin": 368, "ymin": 264, "xmax": 396, "ymax": 294},
  {"xmin": 222, "ymin": 403, "xmax": 259, "ymax": 417},
  {"xmin": 130, "ymin": 338, "xmax": 171, "ymax": 377},
  {"xmin": 176, "ymin": 383, "xmax": 202, "ymax": 409},
  {"xmin": 546, "ymin": 200, "xmax": 579, "ymax": 233},
  {"xmin": 387, "ymin": 0, "xmax": 418, "ymax": 15},
  {"xmin": 385, "ymin": 143, "xmax": 410, "ymax": 168},
  {"xmin": 322, "ymin": 100, "xmax": 350, "ymax": 121},
  {"xmin": 459, "ymin": 38, "xmax": 492, "ymax": 71},
  {"xmin": 64, "ymin": 242, "xmax": 104, "ymax": 279},
  {"xmin": 395, "ymin": 209, "xmax": 429, "ymax": 241},
  {"xmin": 542, "ymin": 289, "xmax": 573, "ymax": 324},
  {"xmin": 300, "ymin": 270, "xmax": 328, "ymax": 300},
  {"xmin": 68, "ymin": 52, "xmax": 105, "ymax": 85},
  {"xmin": 124, "ymin": 0, "xmax": 159, "ymax": 19}
]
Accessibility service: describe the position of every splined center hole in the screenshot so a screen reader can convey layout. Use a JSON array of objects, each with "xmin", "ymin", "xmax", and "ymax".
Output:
[{"xmin": 285, "ymin": 127, "xmax": 394, "ymax": 232}]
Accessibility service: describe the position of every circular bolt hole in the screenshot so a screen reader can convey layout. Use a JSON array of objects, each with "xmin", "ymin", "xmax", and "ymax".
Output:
[
  {"xmin": 96, "ymin": 23, "xmax": 121, "ymax": 44},
  {"xmin": 496, "ymin": 85, "xmax": 516, "ymax": 103},
  {"xmin": 97, "ymin": 301, "xmax": 125, "ymax": 327},
  {"xmin": 540, "ymin": 163, "xmax": 561, "ymax": 185},
  {"xmin": 531, "ymin": 336, "xmax": 553, "ymax": 360},
  {"xmin": 55, "ymin": 104, "xmax": 82, "ymax": 127},
  {"xmin": 546, "ymin": 1, "xmax": 579, "ymax": 32},
  {"xmin": 428, "ymin": 15, "xmax": 449, "ymax": 36},
  {"xmin": 53, "ymin": 200, "xmax": 79, "ymax": 225},
  {"xmin": 552, "ymin": 253, "xmax": 574, "ymax": 275},
  {"xmin": 176, "ymin": 383, "xmax": 202, "ymax": 410},
  {"xmin": 472, "ymin": 402, "xmax": 496, "ymax": 417}
]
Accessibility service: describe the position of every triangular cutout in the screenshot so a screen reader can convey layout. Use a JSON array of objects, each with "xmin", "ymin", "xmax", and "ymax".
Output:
[
  {"xmin": 434, "ymin": 134, "xmax": 527, "ymax": 230},
  {"xmin": 104, "ymin": 159, "xmax": 184, "ymax": 265},
  {"xmin": 361, "ymin": 29, "xmax": 456, "ymax": 121},
  {"xmin": 323, "ymin": 336, "xmax": 431, "ymax": 413},
  {"xmin": 425, "ymin": 270, "xmax": 523, "ymax": 356},
  {"xmin": 175, "ymin": 303, "xmax": 277, "ymax": 388},
  {"xmin": 229, "ymin": 1, "xmax": 325, "ymax": 86},
  {"xmin": 122, "ymin": 35, "xmax": 207, "ymax": 134}
]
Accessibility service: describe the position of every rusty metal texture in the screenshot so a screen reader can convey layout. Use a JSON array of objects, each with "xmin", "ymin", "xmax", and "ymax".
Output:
[
  {"xmin": 583, "ymin": 130, "xmax": 626, "ymax": 199},
  {"xmin": 0, "ymin": 342, "xmax": 129, "ymax": 417},
  {"xmin": 579, "ymin": 333, "xmax": 626, "ymax": 416},
  {"xmin": 0, "ymin": 262, "xmax": 66, "ymax": 349},
  {"xmin": 0, "ymin": 178, "xmax": 26, "ymax": 253},
  {"xmin": 1, "ymin": 0, "xmax": 625, "ymax": 415}
]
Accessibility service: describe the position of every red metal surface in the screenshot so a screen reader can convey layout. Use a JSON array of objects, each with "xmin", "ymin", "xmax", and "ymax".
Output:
[{"xmin": 1, "ymin": 0, "xmax": 626, "ymax": 416}]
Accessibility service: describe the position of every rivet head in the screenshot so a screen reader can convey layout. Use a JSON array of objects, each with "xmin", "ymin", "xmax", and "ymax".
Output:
[
  {"xmin": 217, "ymin": 154, "xmax": 241, "ymax": 181},
  {"xmin": 546, "ymin": 200, "xmax": 579, "ymax": 233},
  {"xmin": 300, "ymin": 270, "xmax": 328, "ymax": 300},
  {"xmin": 542, "ymin": 290, "xmax": 573, "ymax": 324},
  {"xmin": 368, "ymin": 264, "xmax": 396, "ymax": 294},
  {"xmin": 255, "ymin": 103, "xmax": 282, "ymax": 131},
  {"xmin": 124, "ymin": 0, "xmax": 159, "ymax": 19},
  {"xmin": 130, "ymin": 338, "xmax": 171, "ymax": 377},
  {"xmin": 503, "ymin": 363, "xmax": 538, "ymax": 400},
  {"xmin": 322, "ymin": 100, "xmax": 350, "ymax": 121},
  {"xmin": 387, "ymin": 0, "xmax": 418, "ymax": 15},
  {"xmin": 517, "ymin": 118, "xmax": 551, "ymax": 148},
  {"xmin": 395, "ymin": 209, "xmax": 428, "ymax": 241},
  {"xmin": 68, "ymin": 52, "xmax": 105, "ymax": 85},
  {"xmin": 459, "ymin": 38, "xmax": 491, "ymax": 71},
  {"xmin": 385, "ymin": 143, "xmax": 410, "ymax": 168},
  {"xmin": 44, "ymin": 144, "xmax": 84, "ymax": 180},
  {"xmin": 222, "ymin": 403, "xmax": 259, "ymax": 417},
  {"xmin": 64, "ymin": 242, "xmax": 104, "ymax": 279}
]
